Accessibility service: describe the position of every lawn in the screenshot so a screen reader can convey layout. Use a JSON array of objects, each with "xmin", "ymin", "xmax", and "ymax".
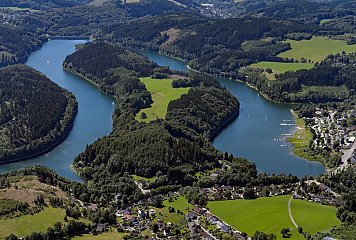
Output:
[
  {"xmin": 291, "ymin": 198, "xmax": 340, "ymax": 234},
  {"xmin": 249, "ymin": 62, "xmax": 313, "ymax": 79},
  {"xmin": 0, "ymin": 207, "xmax": 66, "ymax": 238},
  {"xmin": 278, "ymin": 36, "xmax": 356, "ymax": 62},
  {"xmin": 153, "ymin": 196, "xmax": 194, "ymax": 225},
  {"xmin": 163, "ymin": 196, "xmax": 193, "ymax": 214},
  {"xmin": 208, "ymin": 195, "xmax": 300, "ymax": 239},
  {"xmin": 135, "ymin": 77, "xmax": 189, "ymax": 122},
  {"xmin": 132, "ymin": 174, "xmax": 157, "ymax": 183},
  {"xmin": 73, "ymin": 232, "xmax": 126, "ymax": 240},
  {"xmin": 287, "ymin": 114, "xmax": 314, "ymax": 160},
  {"xmin": 249, "ymin": 36, "xmax": 356, "ymax": 79},
  {"xmin": 207, "ymin": 195, "xmax": 340, "ymax": 239}
]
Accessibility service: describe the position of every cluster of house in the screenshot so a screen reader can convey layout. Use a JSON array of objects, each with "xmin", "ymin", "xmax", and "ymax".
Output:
[
  {"xmin": 200, "ymin": 181, "xmax": 294, "ymax": 201},
  {"xmin": 295, "ymin": 180, "xmax": 343, "ymax": 207},
  {"xmin": 0, "ymin": 8, "xmax": 32, "ymax": 24},
  {"xmin": 186, "ymin": 206, "xmax": 246, "ymax": 240},
  {"xmin": 311, "ymin": 107, "xmax": 356, "ymax": 151}
]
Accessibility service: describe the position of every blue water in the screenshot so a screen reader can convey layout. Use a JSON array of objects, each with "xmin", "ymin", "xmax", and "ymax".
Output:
[
  {"xmin": 0, "ymin": 42, "xmax": 325, "ymax": 180},
  {"xmin": 0, "ymin": 40, "xmax": 115, "ymax": 181},
  {"xmin": 139, "ymin": 50, "xmax": 326, "ymax": 177}
]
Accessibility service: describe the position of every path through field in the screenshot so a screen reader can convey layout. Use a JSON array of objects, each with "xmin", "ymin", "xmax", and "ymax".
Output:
[{"xmin": 288, "ymin": 195, "xmax": 298, "ymax": 228}]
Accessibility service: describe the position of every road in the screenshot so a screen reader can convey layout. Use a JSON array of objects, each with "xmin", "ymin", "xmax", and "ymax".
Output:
[
  {"xmin": 134, "ymin": 181, "xmax": 151, "ymax": 194},
  {"xmin": 288, "ymin": 195, "xmax": 298, "ymax": 228}
]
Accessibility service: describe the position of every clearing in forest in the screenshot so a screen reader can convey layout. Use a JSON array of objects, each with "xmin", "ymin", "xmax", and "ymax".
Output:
[{"xmin": 135, "ymin": 77, "xmax": 189, "ymax": 122}]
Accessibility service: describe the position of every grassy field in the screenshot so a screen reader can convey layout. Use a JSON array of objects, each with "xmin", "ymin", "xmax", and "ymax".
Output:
[
  {"xmin": 207, "ymin": 195, "xmax": 340, "ymax": 239},
  {"xmin": 291, "ymin": 198, "xmax": 340, "ymax": 234},
  {"xmin": 163, "ymin": 196, "xmax": 193, "ymax": 214},
  {"xmin": 0, "ymin": 207, "xmax": 66, "ymax": 238},
  {"xmin": 278, "ymin": 36, "xmax": 356, "ymax": 62},
  {"xmin": 132, "ymin": 174, "xmax": 157, "ymax": 183},
  {"xmin": 287, "ymin": 114, "xmax": 314, "ymax": 160},
  {"xmin": 208, "ymin": 195, "xmax": 299, "ymax": 239},
  {"xmin": 73, "ymin": 232, "xmax": 126, "ymax": 240},
  {"xmin": 135, "ymin": 77, "xmax": 189, "ymax": 122},
  {"xmin": 153, "ymin": 196, "xmax": 194, "ymax": 225},
  {"xmin": 249, "ymin": 36, "xmax": 356, "ymax": 79},
  {"xmin": 249, "ymin": 62, "xmax": 313, "ymax": 80}
]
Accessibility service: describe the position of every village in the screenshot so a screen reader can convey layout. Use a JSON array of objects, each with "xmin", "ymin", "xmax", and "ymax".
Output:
[
  {"xmin": 306, "ymin": 106, "xmax": 356, "ymax": 169},
  {"xmin": 0, "ymin": 7, "xmax": 35, "ymax": 25},
  {"xmin": 65, "ymin": 167, "xmax": 344, "ymax": 240}
]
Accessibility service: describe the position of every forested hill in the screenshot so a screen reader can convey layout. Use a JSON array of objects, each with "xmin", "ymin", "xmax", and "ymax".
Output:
[
  {"xmin": 64, "ymin": 42, "xmax": 248, "ymax": 198},
  {"xmin": 102, "ymin": 15, "xmax": 316, "ymax": 60},
  {"xmin": 0, "ymin": 65, "xmax": 77, "ymax": 163},
  {"xmin": 239, "ymin": 52, "xmax": 356, "ymax": 103},
  {"xmin": 0, "ymin": 25, "xmax": 46, "ymax": 67},
  {"xmin": 0, "ymin": 0, "xmax": 88, "ymax": 9}
]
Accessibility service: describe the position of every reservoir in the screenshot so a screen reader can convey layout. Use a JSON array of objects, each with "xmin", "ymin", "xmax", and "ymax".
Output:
[
  {"xmin": 0, "ymin": 41, "xmax": 325, "ymax": 180},
  {"xmin": 138, "ymin": 50, "xmax": 326, "ymax": 177},
  {"xmin": 0, "ymin": 40, "xmax": 115, "ymax": 181}
]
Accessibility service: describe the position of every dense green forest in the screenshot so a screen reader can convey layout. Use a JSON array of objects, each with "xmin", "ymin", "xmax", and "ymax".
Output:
[
  {"xmin": 0, "ymin": 24, "xmax": 46, "ymax": 66},
  {"xmin": 102, "ymin": 15, "xmax": 316, "ymax": 60},
  {"xmin": 64, "ymin": 42, "xmax": 307, "ymax": 207},
  {"xmin": 239, "ymin": 53, "xmax": 355, "ymax": 103},
  {"xmin": 64, "ymin": 42, "xmax": 243, "ymax": 196},
  {"xmin": 0, "ymin": 65, "xmax": 77, "ymax": 163},
  {"xmin": 0, "ymin": 0, "xmax": 88, "ymax": 9}
]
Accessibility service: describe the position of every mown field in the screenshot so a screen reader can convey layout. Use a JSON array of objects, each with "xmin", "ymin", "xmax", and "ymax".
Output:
[
  {"xmin": 135, "ymin": 77, "xmax": 190, "ymax": 122},
  {"xmin": 249, "ymin": 62, "xmax": 313, "ymax": 80},
  {"xmin": 207, "ymin": 195, "xmax": 340, "ymax": 239},
  {"xmin": 73, "ymin": 232, "xmax": 127, "ymax": 240},
  {"xmin": 0, "ymin": 207, "xmax": 66, "ymax": 238},
  {"xmin": 291, "ymin": 198, "xmax": 340, "ymax": 234},
  {"xmin": 278, "ymin": 36, "xmax": 356, "ymax": 62},
  {"xmin": 158, "ymin": 195, "xmax": 194, "ymax": 224},
  {"xmin": 249, "ymin": 36, "xmax": 356, "ymax": 79}
]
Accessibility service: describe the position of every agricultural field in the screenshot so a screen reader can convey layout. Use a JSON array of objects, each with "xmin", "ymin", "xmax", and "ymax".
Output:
[
  {"xmin": 291, "ymin": 198, "xmax": 340, "ymax": 234},
  {"xmin": 249, "ymin": 62, "xmax": 313, "ymax": 80},
  {"xmin": 207, "ymin": 195, "xmax": 340, "ymax": 239},
  {"xmin": 73, "ymin": 232, "xmax": 127, "ymax": 240},
  {"xmin": 0, "ymin": 207, "xmax": 66, "ymax": 238},
  {"xmin": 278, "ymin": 36, "xmax": 356, "ymax": 62},
  {"xmin": 135, "ymin": 77, "xmax": 190, "ymax": 122},
  {"xmin": 249, "ymin": 36, "xmax": 356, "ymax": 79}
]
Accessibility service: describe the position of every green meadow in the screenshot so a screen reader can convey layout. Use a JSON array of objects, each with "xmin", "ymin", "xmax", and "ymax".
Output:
[
  {"xmin": 287, "ymin": 115, "xmax": 315, "ymax": 161},
  {"xmin": 0, "ymin": 207, "xmax": 66, "ymax": 238},
  {"xmin": 73, "ymin": 232, "xmax": 126, "ymax": 240},
  {"xmin": 135, "ymin": 77, "xmax": 190, "ymax": 122},
  {"xmin": 291, "ymin": 198, "xmax": 340, "ymax": 234},
  {"xmin": 207, "ymin": 195, "xmax": 340, "ymax": 239},
  {"xmin": 250, "ymin": 62, "xmax": 313, "ymax": 80},
  {"xmin": 278, "ymin": 36, "xmax": 356, "ymax": 62},
  {"xmin": 250, "ymin": 36, "xmax": 356, "ymax": 79}
]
